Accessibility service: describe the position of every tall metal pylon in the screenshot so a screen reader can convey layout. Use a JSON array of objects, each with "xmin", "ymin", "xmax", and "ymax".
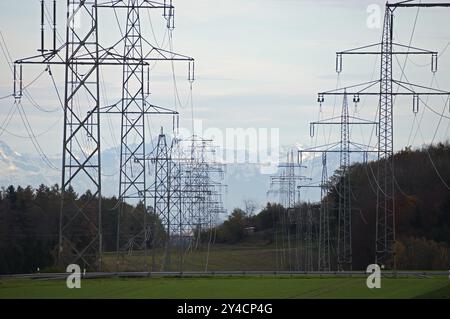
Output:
[
  {"xmin": 376, "ymin": 5, "xmax": 395, "ymax": 270},
  {"xmin": 16, "ymin": 0, "xmax": 103, "ymax": 269},
  {"xmin": 14, "ymin": 0, "xmax": 194, "ymax": 271},
  {"xmin": 304, "ymin": 202, "xmax": 314, "ymax": 271},
  {"xmin": 296, "ymin": 154, "xmax": 331, "ymax": 271},
  {"xmin": 268, "ymin": 149, "xmax": 307, "ymax": 271},
  {"xmin": 96, "ymin": 1, "xmax": 193, "ymax": 271},
  {"xmin": 60, "ymin": 0, "xmax": 102, "ymax": 270},
  {"xmin": 168, "ymin": 138, "xmax": 186, "ymax": 271},
  {"xmin": 337, "ymin": 93, "xmax": 352, "ymax": 270},
  {"xmin": 318, "ymin": 153, "xmax": 330, "ymax": 271},
  {"xmin": 181, "ymin": 136, "xmax": 225, "ymax": 250},
  {"xmin": 318, "ymin": 1, "xmax": 450, "ymax": 269},
  {"xmin": 115, "ymin": 1, "xmax": 150, "ymax": 270},
  {"xmin": 152, "ymin": 129, "xmax": 172, "ymax": 271},
  {"xmin": 269, "ymin": 150, "xmax": 306, "ymax": 210},
  {"xmin": 301, "ymin": 92, "xmax": 378, "ymax": 270},
  {"xmin": 149, "ymin": 133, "xmax": 226, "ymax": 271}
]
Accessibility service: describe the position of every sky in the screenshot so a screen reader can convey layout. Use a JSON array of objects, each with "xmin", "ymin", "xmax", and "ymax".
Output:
[{"xmin": 1, "ymin": 0, "xmax": 450, "ymax": 199}]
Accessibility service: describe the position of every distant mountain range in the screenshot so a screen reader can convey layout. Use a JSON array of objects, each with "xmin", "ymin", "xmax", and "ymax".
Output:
[{"xmin": 0, "ymin": 139, "xmax": 363, "ymax": 212}]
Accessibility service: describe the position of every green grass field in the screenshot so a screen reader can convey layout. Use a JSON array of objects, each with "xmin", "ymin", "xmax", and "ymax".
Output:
[
  {"xmin": 102, "ymin": 244, "xmax": 281, "ymax": 272},
  {"xmin": 1, "ymin": 276, "xmax": 449, "ymax": 299}
]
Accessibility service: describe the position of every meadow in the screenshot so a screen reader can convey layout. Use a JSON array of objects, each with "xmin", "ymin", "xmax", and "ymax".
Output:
[{"xmin": 1, "ymin": 276, "xmax": 449, "ymax": 299}]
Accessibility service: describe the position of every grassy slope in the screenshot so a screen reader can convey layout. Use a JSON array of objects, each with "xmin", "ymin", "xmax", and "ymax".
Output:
[
  {"xmin": 1, "ymin": 277, "xmax": 449, "ymax": 299},
  {"xmin": 102, "ymin": 244, "xmax": 281, "ymax": 272}
]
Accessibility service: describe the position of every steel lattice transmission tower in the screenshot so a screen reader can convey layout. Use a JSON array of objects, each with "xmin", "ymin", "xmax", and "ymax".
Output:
[
  {"xmin": 14, "ymin": 0, "xmax": 193, "ymax": 271},
  {"xmin": 337, "ymin": 93, "xmax": 352, "ymax": 270},
  {"xmin": 296, "ymin": 154, "xmax": 331, "ymax": 272},
  {"xmin": 96, "ymin": 0, "xmax": 193, "ymax": 271},
  {"xmin": 268, "ymin": 150, "xmax": 307, "ymax": 271},
  {"xmin": 318, "ymin": 1, "xmax": 450, "ymax": 269},
  {"xmin": 60, "ymin": 0, "xmax": 102, "ymax": 270},
  {"xmin": 114, "ymin": 2, "xmax": 152, "ymax": 270},
  {"xmin": 168, "ymin": 138, "xmax": 185, "ymax": 271},
  {"xmin": 181, "ymin": 136, "xmax": 225, "ymax": 250},
  {"xmin": 16, "ymin": 0, "xmax": 103, "ymax": 269},
  {"xmin": 269, "ymin": 150, "xmax": 306, "ymax": 210},
  {"xmin": 302, "ymin": 92, "xmax": 377, "ymax": 271},
  {"xmin": 149, "ymin": 133, "xmax": 226, "ymax": 271},
  {"xmin": 318, "ymin": 153, "xmax": 331, "ymax": 271},
  {"xmin": 152, "ymin": 129, "xmax": 172, "ymax": 270},
  {"xmin": 376, "ymin": 5, "xmax": 395, "ymax": 270},
  {"xmin": 111, "ymin": 1, "xmax": 173, "ymax": 271}
]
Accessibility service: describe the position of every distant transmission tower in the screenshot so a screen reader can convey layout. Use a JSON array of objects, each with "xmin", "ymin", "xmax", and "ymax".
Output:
[
  {"xmin": 318, "ymin": 153, "xmax": 330, "ymax": 271},
  {"xmin": 152, "ymin": 128, "xmax": 172, "ymax": 270},
  {"xmin": 269, "ymin": 150, "xmax": 307, "ymax": 270},
  {"xmin": 149, "ymin": 133, "xmax": 226, "ymax": 271},
  {"xmin": 296, "ymin": 154, "xmax": 331, "ymax": 271},
  {"xmin": 301, "ymin": 92, "xmax": 377, "ymax": 271},
  {"xmin": 319, "ymin": 1, "xmax": 450, "ymax": 269}
]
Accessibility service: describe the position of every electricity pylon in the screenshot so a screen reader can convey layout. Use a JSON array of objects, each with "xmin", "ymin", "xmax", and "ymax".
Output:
[
  {"xmin": 152, "ymin": 129, "xmax": 172, "ymax": 270},
  {"xmin": 14, "ymin": 0, "xmax": 193, "ymax": 271},
  {"xmin": 269, "ymin": 150, "xmax": 306, "ymax": 209},
  {"xmin": 296, "ymin": 154, "xmax": 330, "ymax": 271},
  {"xmin": 318, "ymin": 1, "xmax": 450, "ymax": 269},
  {"xmin": 318, "ymin": 153, "xmax": 331, "ymax": 271},
  {"xmin": 181, "ymin": 135, "xmax": 225, "ymax": 250},
  {"xmin": 98, "ymin": 1, "xmax": 192, "ymax": 272},
  {"xmin": 338, "ymin": 93, "xmax": 352, "ymax": 271},
  {"xmin": 301, "ymin": 92, "xmax": 378, "ymax": 271},
  {"xmin": 268, "ymin": 150, "xmax": 308, "ymax": 271},
  {"xmin": 16, "ymin": 0, "xmax": 103, "ymax": 270},
  {"xmin": 148, "ymin": 133, "xmax": 226, "ymax": 271}
]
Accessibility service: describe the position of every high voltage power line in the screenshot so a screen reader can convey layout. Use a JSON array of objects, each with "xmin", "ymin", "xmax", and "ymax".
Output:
[{"xmin": 12, "ymin": 0, "xmax": 226, "ymax": 272}]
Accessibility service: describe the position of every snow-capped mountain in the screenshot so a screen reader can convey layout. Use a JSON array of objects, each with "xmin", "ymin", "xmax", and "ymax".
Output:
[
  {"xmin": 0, "ymin": 140, "xmax": 60, "ymax": 188},
  {"xmin": 0, "ymin": 140, "xmax": 363, "ymax": 212}
]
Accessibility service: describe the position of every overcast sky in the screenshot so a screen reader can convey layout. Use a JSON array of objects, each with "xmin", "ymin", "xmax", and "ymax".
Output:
[{"xmin": 1, "ymin": 0, "xmax": 450, "ymax": 160}]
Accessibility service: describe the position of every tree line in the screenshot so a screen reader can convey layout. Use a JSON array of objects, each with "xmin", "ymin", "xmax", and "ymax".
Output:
[
  {"xmin": 212, "ymin": 143, "xmax": 450, "ymax": 270},
  {"xmin": 1, "ymin": 143, "xmax": 450, "ymax": 273}
]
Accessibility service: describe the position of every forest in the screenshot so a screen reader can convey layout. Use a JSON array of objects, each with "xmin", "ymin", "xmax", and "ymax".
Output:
[
  {"xmin": 1, "ymin": 143, "xmax": 450, "ymax": 274},
  {"xmin": 213, "ymin": 143, "xmax": 450, "ymax": 270}
]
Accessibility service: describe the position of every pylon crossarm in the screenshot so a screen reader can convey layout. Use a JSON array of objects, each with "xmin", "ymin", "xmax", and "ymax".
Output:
[
  {"xmin": 270, "ymin": 176, "xmax": 309, "ymax": 182},
  {"xmin": 298, "ymin": 184, "xmax": 323, "ymax": 189},
  {"xmin": 387, "ymin": 1, "xmax": 450, "ymax": 8},
  {"xmin": 319, "ymin": 81, "xmax": 450, "ymax": 98},
  {"xmin": 98, "ymin": 102, "xmax": 179, "ymax": 114},
  {"xmin": 96, "ymin": 0, "xmax": 173, "ymax": 9},
  {"xmin": 349, "ymin": 141, "xmax": 378, "ymax": 152},
  {"xmin": 336, "ymin": 41, "xmax": 438, "ymax": 73},
  {"xmin": 393, "ymin": 80, "xmax": 450, "ymax": 95},
  {"xmin": 318, "ymin": 80, "xmax": 380, "ymax": 99},
  {"xmin": 142, "ymin": 37, "xmax": 194, "ymax": 60},
  {"xmin": 311, "ymin": 117, "xmax": 377, "ymax": 125},
  {"xmin": 278, "ymin": 163, "xmax": 307, "ymax": 168},
  {"xmin": 338, "ymin": 43, "xmax": 381, "ymax": 54},
  {"xmin": 298, "ymin": 143, "xmax": 377, "ymax": 155},
  {"xmin": 298, "ymin": 142, "xmax": 341, "ymax": 155},
  {"xmin": 14, "ymin": 47, "xmax": 65, "ymax": 65},
  {"xmin": 338, "ymin": 43, "xmax": 436, "ymax": 55},
  {"xmin": 16, "ymin": 46, "xmax": 193, "ymax": 67},
  {"xmin": 99, "ymin": 42, "xmax": 194, "ymax": 63}
]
